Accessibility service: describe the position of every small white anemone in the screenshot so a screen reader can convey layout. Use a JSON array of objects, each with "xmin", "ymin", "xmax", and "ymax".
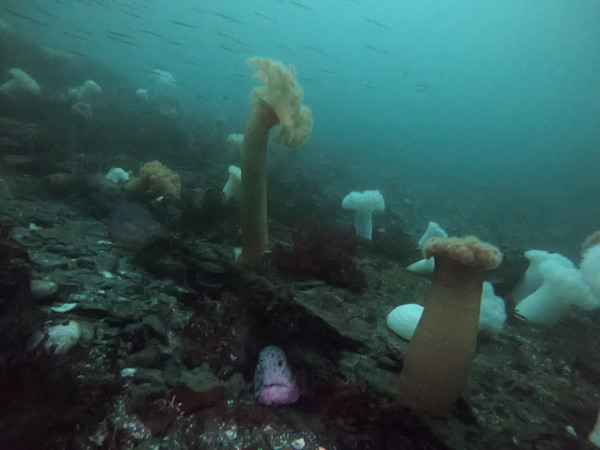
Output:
[
  {"xmin": 515, "ymin": 258, "xmax": 599, "ymax": 325},
  {"xmin": 152, "ymin": 69, "xmax": 176, "ymax": 86},
  {"xmin": 479, "ymin": 282, "xmax": 507, "ymax": 335},
  {"xmin": 223, "ymin": 165, "xmax": 242, "ymax": 201},
  {"xmin": 150, "ymin": 69, "xmax": 177, "ymax": 96},
  {"xmin": 512, "ymin": 250, "xmax": 574, "ymax": 302},
  {"xmin": 135, "ymin": 88, "xmax": 149, "ymax": 100},
  {"xmin": 227, "ymin": 133, "xmax": 244, "ymax": 155},
  {"xmin": 418, "ymin": 221, "xmax": 448, "ymax": 249},
  {"xmin": 407, "ymin": 258, "xmax": 435, "ymax": 275},
  {"xmin": 341, "ymin": 190, "xmax": 385, "ymax": 240},
  {"xmin": 387, "ymin": 282, "xmax": 506, "ymax": 341},
  {"xmin": 70, "ymin": 80, "xmax": 102, "ymax": 104},
  {"xmin": 581, "ymin": 244, "xmax": 600, "ymax": 300},
  {"xmin": 0, "ymin": 68, "xmax": 40, "ymax": 96},
  {"xmin": 105, "ymin": 167, "xmax": 131, "ymax": 184},
  {"xmin": 407, "ymin": 221, "xmax": 448, "ymax": 274}
]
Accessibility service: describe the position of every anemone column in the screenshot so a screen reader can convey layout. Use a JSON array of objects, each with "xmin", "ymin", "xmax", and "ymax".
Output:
[
  {"xmin": 239, "ymin": 58, "xmax": 312, "ymax": 267},
  {"xmin": 398, "ymin": 236, "xmax": 502, "ymax": 415},
  {"xmin": 240, "ymin": 101, "xmax": 279, "ymax": 266}
]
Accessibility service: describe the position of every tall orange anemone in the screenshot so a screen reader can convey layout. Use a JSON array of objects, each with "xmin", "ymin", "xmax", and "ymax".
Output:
[
  {"xmin": 240, "ymin": 58, "xmax": 312, "ymax": 266},
  {"xmin": 398, "ymin": 235, "xmax": 502, "ymax": 415}
]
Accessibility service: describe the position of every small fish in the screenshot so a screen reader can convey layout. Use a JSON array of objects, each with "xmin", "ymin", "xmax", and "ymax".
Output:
[
  {"xmin": 275, "ymin": 44, "xmax": 297, "ymax": 56},
  {"xmin": 254, "ymin": 346, "xmax": 300, "ymax": 406},
  {"xmin": 318, "ymin": 68, "xmax": 335, "ymax": 75},
  {"xmin": 209, "ymin": 10, "xmax": 244, "ymax": 25},
  {"xmin": 362, "ymin": 17, "xmax": 389, "ymax": 29},
  {"xmin": 187, "ymin": 5, "xmax": 207, "ymax": 14},
  {"xmin": 62, "ymin": 31, "xmax": 87, "ymax": 40},
  {"xmin": 3, "ymin": 8, "xmax": 44, "ymax": 25},
  {"xmin": 162, "ymin": 39, "xmax": 184, "ymax": 46},
  {"xmin": 120, "ymin": 9, "xmax": 143, "ymax": 19},
  {"xmin": 231, "ymin": 37, "xmax": 251, "ymax": 48},
  {"xmin": 218, "ymin": 45, "xmax": 242, "ymax": 54},
  {"xmin": 299, "ymin": 76, "xmax": 315, "ymax": 84},
  {"xmin": 168, "ymin": 19, "xmax": 195, "ymax": 29},
  {"xmin": 365, "ymin": 44, "xmax": 394, "ymax": 55},
  {"xmin": 107, "ymin": 30, "xmax": 134, "ymax": 39},
  {"xmin": 253, "ymin": 10, "xmax": 275, "ymax": 22},
  {"xmin": 217, "ymin": 32, "xmax": 252, "ymax": 49},
  {"xmin": 106, "ymin": 34, "xmax": 137, "ymax": 46},
  {"xmin": 289, "ymin": 1, "xmax": 311, "ymax": 10},
  {"xmin": 140, "ymin": 29, "xmax": 163, "ymax": 38},
  {"xmin": 300, "ymin": 44, "xmax": 328, "ymax": 56}
]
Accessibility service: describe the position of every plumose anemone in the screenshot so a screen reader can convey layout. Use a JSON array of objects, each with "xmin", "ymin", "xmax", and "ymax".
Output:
[
  {"xmin": 240, "ymin": 57, "xmax": 312, "ymax": 266},
  {"xmin": 0, "ymin": 68, "xmax": 40, "ymax": 96},
  {"xmin": 222, "ymin": 165, "xmax": 241, "ymax": 202},
  {"xmin": 341, "ymin": 190, "xmax": 385, "ymax": 240},
  {"xmin": 398, "ymin": 235, "xmax": 502, "ymax": 415}
]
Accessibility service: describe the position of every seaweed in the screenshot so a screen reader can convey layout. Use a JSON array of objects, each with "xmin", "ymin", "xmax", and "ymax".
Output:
[{"xmin": 271, "ymin": 228, "xmax": 367, "ymax": 292}]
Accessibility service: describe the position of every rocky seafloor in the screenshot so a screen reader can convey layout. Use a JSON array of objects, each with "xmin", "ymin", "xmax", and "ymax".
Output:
[{"xmin": 1, "ymin": 155, "xmax": 600, "ymax": 450}]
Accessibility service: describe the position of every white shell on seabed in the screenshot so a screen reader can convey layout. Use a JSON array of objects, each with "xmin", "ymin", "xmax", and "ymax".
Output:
[
  {"xmin": 290, "ymin": 438, "xmax": 306, "ymax": 449},
  {"xmin": 50, "ymin": 303, "xmax": 77, "ymax": 313}
]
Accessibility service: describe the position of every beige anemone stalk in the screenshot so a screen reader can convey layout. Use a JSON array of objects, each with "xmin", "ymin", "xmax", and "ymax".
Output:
[
  {"xmin": 240, "ymin": 58, "xmax": 312, "ymax": 266},
  {"xmin": 398, "ymin": 235, "xmax": 502, "ymax": 415}
]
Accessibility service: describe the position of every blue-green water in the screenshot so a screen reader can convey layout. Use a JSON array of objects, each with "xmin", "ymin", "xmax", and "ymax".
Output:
[{"xmin": 3, "ymin": 0, "xmax": 600, "ymax": 254}]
